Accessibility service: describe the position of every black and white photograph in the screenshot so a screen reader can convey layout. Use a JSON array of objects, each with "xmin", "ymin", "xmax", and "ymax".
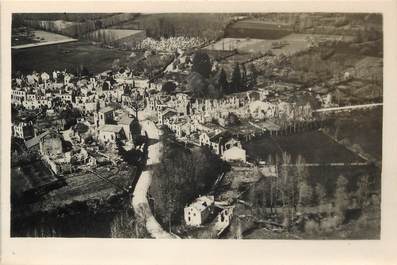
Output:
[{"xmin": 9, "ymin": 11, "xmax": 384, "ymax": 241}]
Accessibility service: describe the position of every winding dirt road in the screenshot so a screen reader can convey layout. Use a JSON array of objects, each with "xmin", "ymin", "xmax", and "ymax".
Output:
[{"xmin": 131, "ymin": 119, "xmax": 177, "ymax": 239}]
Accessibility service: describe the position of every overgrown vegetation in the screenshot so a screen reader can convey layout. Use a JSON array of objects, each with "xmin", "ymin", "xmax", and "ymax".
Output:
[
  {"xmin": 186, "ymin": 51, "xmax": 257, "ymax": 99},
  {"xmin": 149, "ymin": 129, "xmax": 227, "ymax": 230},
  {"xmin": 231, "ymin": 152, "xmax": 380, "ymax": 239},
  {"xmin": 110, "ymin": 209, "xmax": 150, "ymax": 238},
  {"xmin": 124, "ymin": 14, "xmax": 235, "ymax": 40}
]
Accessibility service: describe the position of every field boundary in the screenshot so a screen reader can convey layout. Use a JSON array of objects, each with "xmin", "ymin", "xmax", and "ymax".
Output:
[{"xmin": 12, "ymin": 39, "xmax": 78, "ymax": 50}]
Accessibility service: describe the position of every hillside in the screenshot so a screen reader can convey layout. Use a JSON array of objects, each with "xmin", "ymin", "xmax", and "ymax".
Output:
[
  {"xmin": 110, "ymin": 13, "xmax": 236, "ymax": 40},
  {"xmin": 16, "ymin": 13, "xmax": 140, "ymax": 38}
]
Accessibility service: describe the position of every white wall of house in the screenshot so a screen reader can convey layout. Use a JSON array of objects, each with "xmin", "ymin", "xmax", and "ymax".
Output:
[
  {"xmin": 222, "ymin": 146, "xmax": 246, "ymax": 162},
  {"xmin": 199, "ymin": 133, "xmax": 210, "ymax": 146},
  {"xmin": 99, "ymin": 131, "xmax": 117, "ymax": 144},
  {"xmin": 184, "ymin": 206, "xmax": 202, "ymax": 226},
  {"xmin": 184, "ymin": 196, "xmax": 214, "ymax": 226}
]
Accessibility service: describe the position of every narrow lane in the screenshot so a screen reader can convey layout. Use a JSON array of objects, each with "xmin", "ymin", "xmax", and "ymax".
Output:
[{"xmin": 131, "ymin": 119, "xmax": 178, "ymax": 239}]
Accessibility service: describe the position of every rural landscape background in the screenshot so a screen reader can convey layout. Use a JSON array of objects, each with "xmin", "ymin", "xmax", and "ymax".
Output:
[{"xmin": 11, "ymin": 13, "xmax": 382, "ymax": 239}]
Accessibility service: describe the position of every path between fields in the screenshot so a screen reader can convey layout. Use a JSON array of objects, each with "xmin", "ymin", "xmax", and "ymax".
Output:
[
  {"xmin": 314, "ymin": 103, "xmax": 383, "ymax": 113},
  {"xmin": 12, "ymin": 39, "xmax": 78, "ymax": 49},
  {"xmin": 131, "ymin": 119, "xmax": 178, "ymax": 239}
]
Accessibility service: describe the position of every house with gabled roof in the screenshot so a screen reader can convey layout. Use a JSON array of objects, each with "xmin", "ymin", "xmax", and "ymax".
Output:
[
  {"xmin": 200, "ymin": 130, "xmax": 242, "ymax": 156},
  {"xmin": 98, "ymin": 124, "xmax": 126, "ymax": 144},
  {"xmin": 158, "ymin": 108, "xmax": 178, "ymax": 126}
]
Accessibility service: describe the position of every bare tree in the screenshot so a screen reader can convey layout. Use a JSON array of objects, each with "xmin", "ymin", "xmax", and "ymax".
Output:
[
  {"xmin": 314, "ymin": 182, "xmax": 327, "ymax": 205},
  {"xmin": 356, "ymin": 175, "xmax": 370, "ymax": 207},
  {"xmin": 334, "ymin": 175, "xmax": 349, "ymax": 219}
]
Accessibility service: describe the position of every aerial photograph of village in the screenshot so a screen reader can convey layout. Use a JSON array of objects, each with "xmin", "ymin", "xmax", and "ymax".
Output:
[{"xmin": 10, "ymin": 13, "xmax": 382, "ymax": 239}]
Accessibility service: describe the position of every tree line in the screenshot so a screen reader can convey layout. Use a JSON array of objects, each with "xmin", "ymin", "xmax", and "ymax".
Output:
[
  {"xmin": 187, "ymin": 51, "xmax": 258, "ymax": 99},
  {"xmin": 247, "ymin": 152, "xmax": 378, "ymax": 230},
  {"xmin": 149, "ymin": 128, "xmax": 228, "ymax": 231}
]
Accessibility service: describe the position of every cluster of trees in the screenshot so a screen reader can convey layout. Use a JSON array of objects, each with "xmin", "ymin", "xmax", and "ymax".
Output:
[
  {"xmin": 135, "ymin": 53, "xmax": 174, "ymax": 79},
  {"xmin": 149, "ymin": 129, "xmax": 227, "ymax": 230},
  {"xmin": 110, "ymin": 209, "xmax": 149, "ymax": 238},
  {"xmin": 13, "ymin": 13, "xmax": 118, "ymax": 23},
  {"xmin": 247, "ymin": 152, "xmax": 376, "ymax": 228},
  {"xmin": 354, "ymin": 27, "xmax": 383, "ymax": 43},
  {"xmin": 133, "ymin": 14, "xmax": 234, "ymax": 40},
  {"xmin": 228, "ymin": 63, "xmax": 258, "ymax": 93},
  {"xmin": 59, "ymin": 106, "xmax": 82, "ymax": 130},
  {"xmin": 188, "ymin": 51, "xmax": 258, "ymax": 99},
  {"xmin": 286, "ymin": 49, "xmax": 361, "ymax": 85},
  {"xmin": 11, "ymin": 149, "xmax": 41, "ymax": 167},
  {"xmin": 86, "ymin": 29, "xmax": 119, "ymax": 45},
  {"xmin": 161, "ymin": 81, "xmax": 177, "ymax": 94},
  {"xmin": 11, "ymin": 104, "xmax": 21, "ymax": 123},
  {"xmin": 18, "ymin": 13, "xmax": 139, "ymax": 39}
]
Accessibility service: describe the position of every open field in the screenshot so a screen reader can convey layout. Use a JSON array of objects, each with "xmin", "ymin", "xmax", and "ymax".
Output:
[
  {"xmin": 307, "ymin": 164, "xmax": 379, "ymax": 195},
  {"xmin": 277, "ymin": 44, "xmax": 373, "ymax": 86},
  {"xmin": 244, "ymin": 131, "xmax": 364, "ymax": 164},
  {"xmin": 225, "ymin": 20, "xmax": 293, "ymax": 39},
  {"xmin": 345, "ymin": 56, "xmax": 383, "ymax": 80},
  {"xmin": 12, "ymin": 163, "xmax": 136, "ymax": 218},
  {"xmin": 272, "ymin": 131, "xmax": 364, "ymax": 163},
  {"xmin": 12, "ymin": 30, "xmax": 77, "ymax": 49},
  {"xmin": 12, "ymin": 41, "xmax": 131, "ymax": 74},
  {"xmin": 206, "ymin": 34, "xmax": 354, "ymax": 55},
  {"xmin": 42, "ymin": 165, "xmax": 134, "ymax": 209},
  {"xmin": 31, "ymin": 30, "xmax": 74, "ymax": 42},
  {"xmin": 243, "ymin": 130, "xmax": 380, "ymax": 195},
  {"xmin": 323, "ymin": 108, "xmax": 382, "ymax": 161},
  {"xmin": 199, "ymin": 49, "xmax": 236, "ymax": 60},
  {"xmin": 330, "ymin": 79, "xmax": 382, "ymax": 105}
]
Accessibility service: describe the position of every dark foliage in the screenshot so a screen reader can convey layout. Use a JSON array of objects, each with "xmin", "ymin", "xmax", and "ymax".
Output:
[
  {"xmin": 161, "ymin": 81, "xmax": 177, "ymax": 94},
  {"xmin": 150, "ymin": 130, "xmax": 226, "ymax": 227},
  {"xmin": 192, "ymin": 52, "xmax": 212, "ymax": 78},
  {"xmin": 60, "ymin": 108, "xmax": 81, "ymax": 130},
  {"xmin": 230, "ymin": 63, "xmax": 242, "ymax": 93}
]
